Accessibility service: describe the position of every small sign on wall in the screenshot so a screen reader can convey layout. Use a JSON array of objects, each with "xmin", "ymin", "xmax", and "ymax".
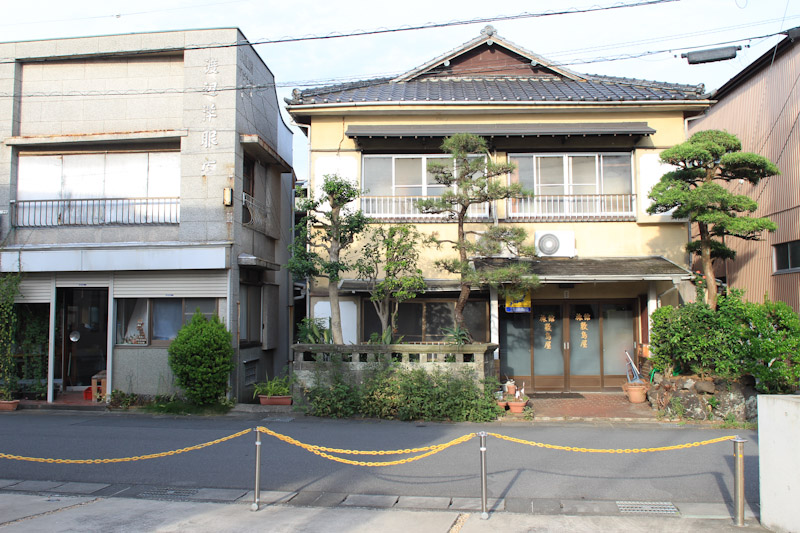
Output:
[{"xmin": 505, "ymin": 291, "xmax": 531, "ymax": 313}]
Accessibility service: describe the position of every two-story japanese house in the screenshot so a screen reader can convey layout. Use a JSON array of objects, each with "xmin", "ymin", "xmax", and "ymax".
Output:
[{"xmin": 287, "ymin": 26, "xmax": 710, "ymax": 392}]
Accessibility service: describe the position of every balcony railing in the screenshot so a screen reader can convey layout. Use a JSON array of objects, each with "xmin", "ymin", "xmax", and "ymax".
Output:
[
  {"xmin": 361, "ymin": 195, "xmax": 490, "ymax": 221},
  {"xmin": 12, "ymin": 198, "xmax": 180, "ymax": 227},
  {"xmin": 508, "ymin": 194, "xmax": 636, "ymax": 221},
  {"xmin": 242, "ymin": 192, "xmax": 279, "ymax": 239}
]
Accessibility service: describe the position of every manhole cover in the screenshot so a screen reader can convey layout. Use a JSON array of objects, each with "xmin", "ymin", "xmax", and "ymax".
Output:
[
  {"xmin": 138, "ymin": 488, "xmax": 199, "ymax": 500},
  {"xmin": 617, "ymin": 501, "xmax": 679, "ymax": 515}
]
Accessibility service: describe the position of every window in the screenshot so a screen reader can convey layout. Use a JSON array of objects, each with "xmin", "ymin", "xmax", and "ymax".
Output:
[
  {"xmin": 509, "ymin": 153, "xmax": 632, "ymax": 196},
  {"xmin": 18, "ymin": 151, "xmax": 180, "ymax": 201},
  {"xmin": 362, "ymin": 299, "xmax": 488, "ymax": 342},
  {"xmin": 239, "ymin": 284, "xmax": 262, "ymax": 345},
  {"xmin": 115, "ymin": 297, "xmax": 217, "ymax": 346},
  {"xmin": 774, "ymin": 240, "xmax": 800, "ymax": 272},
  {"xmin": 509, "ymin": 153, "xmax": 634, "ymax": 218},
  {"xmin": 16, "ymin": 151, "xmax": 181, "ymax": 226},
  {"xmin": 362, "ymin": 154, "xmax": 486, "ymax": 197}
]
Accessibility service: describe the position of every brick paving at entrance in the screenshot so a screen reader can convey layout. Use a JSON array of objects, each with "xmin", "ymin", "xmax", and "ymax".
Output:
[{"xmin": 530, "ymin": 392, "xmax": 656, "ymax": 420}]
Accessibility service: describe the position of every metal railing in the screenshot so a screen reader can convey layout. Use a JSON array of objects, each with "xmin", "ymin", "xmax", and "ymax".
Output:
[
  {"xmin": 508, "ymin": 194, "xmax": 636, "ymax": 221},
  {"xmin": 12, "ymin": 197, "xmax": 180, "ymax": 227},
  {"xmin": 242, "ymin": 192, "xmax": 279, "ymax": 239},
  {"xmin": 361, "ymin": 195, "xmax": 490, "ymax": 220}
]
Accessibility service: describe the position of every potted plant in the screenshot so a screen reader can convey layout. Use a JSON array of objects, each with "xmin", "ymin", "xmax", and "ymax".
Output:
[
  {"xmin": 253, "ymin": 374, "xmax": 295, "ymax": 405},
  {"xmin": 506, "ymin": 393, "xmax": 529, "ymax": 414},
  {"xmin": 504, "ymin": 378, "xmax": 517, "ymax": 396},
  {"xmin": 622, "ymin": 381, "xmax": 649, "ymax": 403}
]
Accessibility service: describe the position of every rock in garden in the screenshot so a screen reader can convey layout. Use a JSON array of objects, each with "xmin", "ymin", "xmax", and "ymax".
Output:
[{"xmin": 694, "ymin": 381, "xmax": 715, "ymax": 394}]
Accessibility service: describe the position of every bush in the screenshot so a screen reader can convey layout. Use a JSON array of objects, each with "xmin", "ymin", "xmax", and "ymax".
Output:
[
  {"xmin": 168, "ymin": 311, "xmax": 234, "ymax": 405},
  {"xmin": 650, "ymin": 291, "xmax": 800, "ymax": 393},
  {"xmin": 360, "ymin": 366, "xmax": 499, "ymax": 422},
  {"xmin": 307, "ymin": 379, "xmax": 361, "ymax": 418}
]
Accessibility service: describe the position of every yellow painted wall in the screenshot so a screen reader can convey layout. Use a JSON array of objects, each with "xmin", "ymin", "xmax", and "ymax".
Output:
[{"xmin": 301, "ymin": 106, "xmax": 692, "ymax": 282}]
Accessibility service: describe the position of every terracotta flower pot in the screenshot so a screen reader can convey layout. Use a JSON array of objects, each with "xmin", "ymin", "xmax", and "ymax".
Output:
[
  {"xmin": 0, "ymin": 399, "xmax": 20, "ymax": 411},
  {"xmin": 258, "ymin": 395, "xmax": 292, "ymax": 406},
  {"xmin": 622, "ymin": 383, "xmax": 648, "ymax": 404},
  {"xmin": 505, "ymin": 383, "xmax": 517, "ymax": 396},
  {"xmin": 507, "ymin": 400, "xmax": 527, "ymax": 413},
  {"xmin": 496, "ymin": 400, "xmax": 508, "ymax": 408}
]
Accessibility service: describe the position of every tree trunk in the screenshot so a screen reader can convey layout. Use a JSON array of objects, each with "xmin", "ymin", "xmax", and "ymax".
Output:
[
  {"xmin": 328, "ymin": 206, "xmax": 344, "ymax": 345},
  {"xmin": 454, "ymin": 205, "xmax": 471, "ymax": 336},
  {"xmin": 698, "ymin": 222, "xmax": 718, "ymax": 309}
]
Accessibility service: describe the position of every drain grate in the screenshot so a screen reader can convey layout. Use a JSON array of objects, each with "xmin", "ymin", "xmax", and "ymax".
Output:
[
  {"xmin": 617, "ymin": 501, "xmax": 679, "ymax": 515},
  {"xmin": 138, "ymin": 487, "xmax": 199, "ymax": 500}
]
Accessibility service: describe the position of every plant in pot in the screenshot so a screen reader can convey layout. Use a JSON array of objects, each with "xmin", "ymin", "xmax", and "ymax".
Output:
[
  {"xmin": 253, "ymin": 374, "xmax": 295, "ymax": 405},
  {"xmin": 506, "ymin": 393, "xmax": 529, "ymax": 414}
]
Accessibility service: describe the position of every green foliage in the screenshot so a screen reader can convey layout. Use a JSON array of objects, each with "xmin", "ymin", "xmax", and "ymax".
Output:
[
  {"xmin": 297, "ymin": 317, "xmax": 332, "ymax": 344},
  {"xmin": 167, "ymin": 311, "xmax": 234, "ymax": 406},
  {"xmin": 143, "ymin": 395, "xmax": 233, "ymax": 415},
  {"xmin": 253, "ymin": 372, "xmax": 295, "ymax": 398},
  {"xmin": 442, "ymin": 325, "xmax": 471, "ymax": 346},
  {"xmin": 0, "ymin": 274, "xmax": 21, "ymax": 400},
  {"xmin": 650, "ymin": 290, "xmax": 800, "ymax": 393},
  {"xmin": 289, "ymin": 173, "xmax": 369, "ymax": 344},
  {"xmin": 668, "ymin": 397, "xmax": 686, "ymax": 419},
  {"xmin": 307, "ymin": 379, "xmax": 361, "ymax": 418},
  {"xmin": 355, "ymin": 224, "xmax": 427, "ymax": 334},
  {"xmin": 417, "ymin": 133, "xmax": 539, "ymax": 330},
  {"xmin": 359, "ymin": 367, "xmax": 500, "ymax": 422},
  {"xmin": 648, "ymin": 129, "xmax": 778, "ymax": 308},
  {"xmin": 109, "ymin": 390, "xmax": 143, "ymax": 410}
]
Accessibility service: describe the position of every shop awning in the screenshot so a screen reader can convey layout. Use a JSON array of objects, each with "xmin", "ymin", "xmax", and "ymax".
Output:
[
  {"xmin": 345, "ymin": 122, "xmax": 655, "ymax": 139},
  {"xmin": 339, "ymin": 279, "xmax": 461, "ymax": 292},
  {"xmin": 473, "ymin": 256, "xmax": 691, "ymax": 284}
]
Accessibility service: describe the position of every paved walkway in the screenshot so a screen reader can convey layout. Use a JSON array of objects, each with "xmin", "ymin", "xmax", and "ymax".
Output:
[
  {"xmin": 0, "ymin": 487, "xmax": 765, "ymax": 532},
  {"xmin": 528, "ymin": 392, "xmax": 656, "ymax": 421}
]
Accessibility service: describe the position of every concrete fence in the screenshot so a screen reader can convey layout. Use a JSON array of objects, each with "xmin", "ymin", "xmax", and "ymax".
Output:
[{"xmin": 290, "ymin": 343, "xmax": 498, "ymax": 389}]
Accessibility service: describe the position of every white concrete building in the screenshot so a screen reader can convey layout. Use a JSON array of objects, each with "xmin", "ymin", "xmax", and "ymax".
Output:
[{"xmin": 0, "ymin": 28, "xmax": 295, "ymax": 403}]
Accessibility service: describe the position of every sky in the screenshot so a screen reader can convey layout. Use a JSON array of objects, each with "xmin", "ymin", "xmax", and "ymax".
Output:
[{"xmin": 2, "ymin": 0, "xmax": 799, "ymax": 180}]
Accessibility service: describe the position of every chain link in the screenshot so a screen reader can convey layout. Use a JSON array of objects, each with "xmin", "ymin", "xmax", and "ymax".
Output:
[
  {"xmin": 487, "ymin": 433, "xmax": 736, "ymax": 453},
  {"xmin": 0, "ymin": 428, "xmax": 252, "ymax": 464},
  {"xmin": 0, "ymin": 426, "xmax": 738, "ymax": 466},
  {"xmin": 257, "ymin": 426, "xmax": 475, "ymax": 466}
]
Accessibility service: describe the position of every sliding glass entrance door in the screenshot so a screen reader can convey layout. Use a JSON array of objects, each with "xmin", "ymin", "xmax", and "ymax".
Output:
[{"xmin": 499, "ymin": 300, "xmax": 635, "ymax": 392}]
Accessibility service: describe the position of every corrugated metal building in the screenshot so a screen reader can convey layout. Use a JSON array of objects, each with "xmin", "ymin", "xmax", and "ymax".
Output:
[{"xmin": 689, "ymin": 30, "xmax": 800, "ymax": 311}]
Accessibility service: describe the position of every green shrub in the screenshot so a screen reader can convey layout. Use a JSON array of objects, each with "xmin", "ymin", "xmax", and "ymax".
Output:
[
  {"xmin": 168, "ymin": 311, "xmax": 234, "ymax": 405},
  {"xmin": 307, "ymin": 379, "xmax": 361, "ymax": 418},
  {"xmin": 650, "ymin": 291, "xmax": 800, "ymax": 393},
  {"xmin": 742, "ymin": 297, "xmax": 800, "ymax": 393},
  {"xmin": 359, "ymin": 366, "xmax": 499, "ymax": 422}
]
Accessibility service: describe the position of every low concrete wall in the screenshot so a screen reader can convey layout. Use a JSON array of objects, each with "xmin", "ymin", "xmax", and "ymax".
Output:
[
  {"xmin": 758, "ymin": 395, "xmax": 800, "ymax": 533},
  {"xmin": 112, "ymin": 347, "xmax": 178, "ymax": 397},
  {"xmin": 291, "ymin": 343, "xmax": 498, "ymax": 390}
]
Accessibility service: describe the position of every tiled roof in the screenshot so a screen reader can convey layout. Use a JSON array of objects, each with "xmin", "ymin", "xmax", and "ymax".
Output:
[
  {"xmin": 473, "ymin": 256, "xmax": 691, "ymax": 282},
  {"xmin": 286, "ymin": 74, "xmax": 706, "ymax": 106}
]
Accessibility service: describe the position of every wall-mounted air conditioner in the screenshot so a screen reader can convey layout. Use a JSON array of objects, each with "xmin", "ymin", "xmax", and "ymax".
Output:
[{"xmin": 535, "ymin": 231, "xmax": 576, "ymax": 258}]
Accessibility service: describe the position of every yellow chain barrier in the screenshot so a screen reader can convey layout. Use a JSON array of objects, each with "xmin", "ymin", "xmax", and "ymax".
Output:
[
  {"xmin": 487, "ymin": 433, "xmax": 736, "ymax": 453},
  {"xmin": 257, "ymin": 426, "xmax": 475, "ymax": 467},
  {"xmin": 0, "ymin": 426, "xmax": 738, "ymax": 466},
  {"xmin": 0, "ymin": 428, "xmax": 252, "ymax": 464}
]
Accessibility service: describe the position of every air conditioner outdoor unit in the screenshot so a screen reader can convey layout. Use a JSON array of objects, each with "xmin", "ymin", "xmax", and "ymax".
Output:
[{"xmin": 535, "ymin": 231, "xmax": 576, "ymax": 258}]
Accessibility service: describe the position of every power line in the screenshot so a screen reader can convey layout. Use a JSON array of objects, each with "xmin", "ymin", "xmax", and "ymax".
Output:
[{"xmin": 0, "ymin": 0, "xmax": 680, "ymax": 64}]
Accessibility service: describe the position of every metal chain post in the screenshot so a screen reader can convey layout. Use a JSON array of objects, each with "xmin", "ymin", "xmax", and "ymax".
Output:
[
  {"xmin": 733, "ymin": 436, "xmax": 746, "ymax": 527},
  {"xmin": 478, "ymin": 431, "xmax": 489, "ymax": 520},
  {"xmin": 251, "ymin": 429, "xmax": 262, "ymax": 512}
]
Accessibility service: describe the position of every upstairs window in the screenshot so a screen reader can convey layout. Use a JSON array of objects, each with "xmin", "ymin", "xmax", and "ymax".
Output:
[
  {"xmin": 509, "ymin": 153, "xmax": 632, "ymax": 196},
  {"xmin": 362, "ymin": 154, "xmax": 485, "ymax": 197},
  {"xmin": 774, "ymin": 240, "xmax": 800, "ymax": 273},
  {"xmin": 17, "ymin": 151, "xmax": 180, "ymax": 201}
]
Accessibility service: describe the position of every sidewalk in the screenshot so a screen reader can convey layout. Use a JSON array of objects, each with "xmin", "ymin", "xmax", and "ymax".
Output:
[{"xmin": 0, "ymin": 491, "xmax": 766, "ymax": 532}]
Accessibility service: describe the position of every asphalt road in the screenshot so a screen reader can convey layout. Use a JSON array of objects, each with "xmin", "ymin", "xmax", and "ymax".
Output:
[{"xmin": 0, "ymin": 411, "xmax": 759, "ymax": 505}]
